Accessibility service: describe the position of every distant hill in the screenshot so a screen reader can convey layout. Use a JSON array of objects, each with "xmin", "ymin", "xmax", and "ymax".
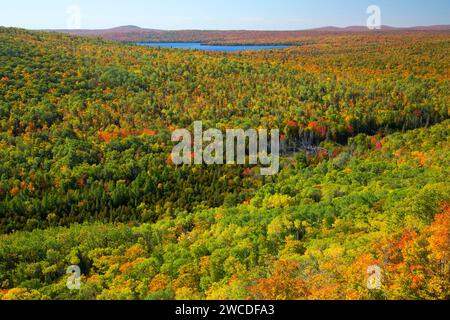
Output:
[
  {"xmin": 50, "ymin": 25, "xmax": 450, "ymax": 44},
  {"xmin": 312, "ymin": 25, "xmax": 450, "ymax": 32}
]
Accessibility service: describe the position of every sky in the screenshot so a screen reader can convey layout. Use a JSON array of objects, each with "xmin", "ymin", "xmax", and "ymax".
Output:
[{"xmin": 0, "ymin": 0, "xmax": 449, "ymax": 30}]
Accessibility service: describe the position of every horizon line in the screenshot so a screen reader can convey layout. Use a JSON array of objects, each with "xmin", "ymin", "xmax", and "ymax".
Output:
[{"xmin": 22, "ymin": 23, "xmax": 450, "ymax": 32}]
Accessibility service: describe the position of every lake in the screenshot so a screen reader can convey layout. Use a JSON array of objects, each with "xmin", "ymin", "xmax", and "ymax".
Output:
[{"xmin": 137, "ymin": 42, "xmax": 290, "ymax": 52}]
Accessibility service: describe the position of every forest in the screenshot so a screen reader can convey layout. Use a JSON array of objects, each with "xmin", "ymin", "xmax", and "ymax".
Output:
[{"xmin": 0, "ymin": 27, "xmax": 448, "ymax": 300}]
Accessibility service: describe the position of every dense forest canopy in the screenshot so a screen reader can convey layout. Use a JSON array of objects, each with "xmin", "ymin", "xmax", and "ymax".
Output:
[{"xmin": 0, "ymin": 27, "xmax": 448, "ymax": 300}]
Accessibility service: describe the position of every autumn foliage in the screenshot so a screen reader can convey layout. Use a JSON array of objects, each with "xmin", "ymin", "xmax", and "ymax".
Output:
[{"xmin": 0, "ymin": 27, "xmax": 448, "ymax": 300}]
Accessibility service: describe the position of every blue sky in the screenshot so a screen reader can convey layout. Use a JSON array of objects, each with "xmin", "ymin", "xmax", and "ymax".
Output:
[{"xmin": 0, "ymin": 0, "xmax": 449, "ymax": 30}]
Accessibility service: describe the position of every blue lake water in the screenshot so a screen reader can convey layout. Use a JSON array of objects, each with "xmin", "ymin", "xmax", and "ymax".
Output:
[{"xmin": 137, "ymin": 42, "xmax": 290, "ymax": 52}]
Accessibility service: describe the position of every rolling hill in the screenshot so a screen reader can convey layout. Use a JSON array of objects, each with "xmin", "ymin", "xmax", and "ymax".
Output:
[{"xmin": 49, "ymin": 25, "xmax": 450, "ymax": 44}]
